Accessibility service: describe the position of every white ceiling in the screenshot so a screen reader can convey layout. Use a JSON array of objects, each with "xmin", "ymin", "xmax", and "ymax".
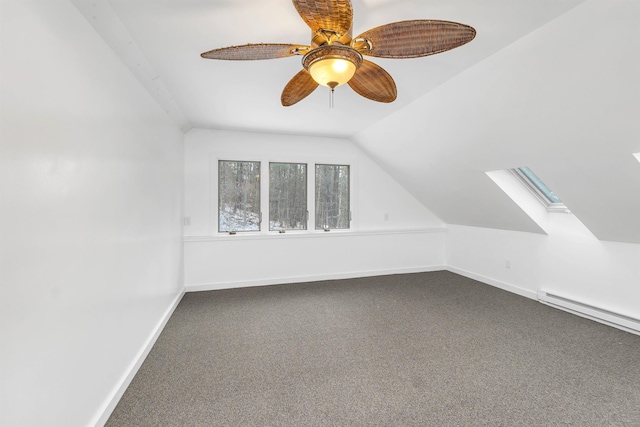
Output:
[{"xmin": 72, "ymin": 0, "xmax": 586, "ymax": 138}]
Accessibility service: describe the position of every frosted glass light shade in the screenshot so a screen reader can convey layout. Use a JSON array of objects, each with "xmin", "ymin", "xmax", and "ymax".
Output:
[
  {"xmin": 308, "ymin": 57, "xmax": 357, "ymax": 88},
  {"xmin": 302, "ymin": 45, "xmax": 363, "ymax": 88}
]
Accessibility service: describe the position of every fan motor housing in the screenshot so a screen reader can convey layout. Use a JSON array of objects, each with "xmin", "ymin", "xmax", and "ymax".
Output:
[{"xmin": 311, "ymin": 29, "xmax": 353, "ymax": 48}]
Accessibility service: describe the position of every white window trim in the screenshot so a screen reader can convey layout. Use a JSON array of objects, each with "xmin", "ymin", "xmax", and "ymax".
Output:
[{"xmin": 508, "ymin": 168, "xmax": 570, "ymax": 214}]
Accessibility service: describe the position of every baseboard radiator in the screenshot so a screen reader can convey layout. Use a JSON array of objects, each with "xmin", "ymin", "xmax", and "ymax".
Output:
[{"xmin": 537, "ymin": 291, "xmax": 640, "ymax": 335}]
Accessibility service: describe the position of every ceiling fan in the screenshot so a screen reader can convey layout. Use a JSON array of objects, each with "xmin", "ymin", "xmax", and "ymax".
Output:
[{"xmin": 201, "ymin": 0, "xmax": 476, "ymax": 106}]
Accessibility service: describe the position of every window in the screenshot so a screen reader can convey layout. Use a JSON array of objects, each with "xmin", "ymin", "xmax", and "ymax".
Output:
[
  {"xmin": 269, "ymin": 163, "xmax": 307, "ymax": 231},
  {"xmin": 218, "ymin": 160, "xmax": 261, "ymax": 232},
  {"xmin": 216, "ymin": 159, "xmax": 352, "ymax": 234},
  {"xmin": 511, "ymin": 167, "xmax": 568, "ymax": 212},
  {"xmin": 315, "ymin": 164, "xmax": 350, "ymax": 230},
  {"xmin": 634, "ymin": 153, "xmax": 640, "ymax": 164}
]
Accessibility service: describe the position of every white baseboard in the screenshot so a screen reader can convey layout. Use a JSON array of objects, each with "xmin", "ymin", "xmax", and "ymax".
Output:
[
  {"xmin": 186, "ymin": 265, "xmax": 447, "ymax": 292},
  {"xmin": 91, "ymin": 290, "xmax": 185, "ymax": 427},
  {"xmin": 446, "ymin": 266, "xmax": 538, "ymax": 300}
]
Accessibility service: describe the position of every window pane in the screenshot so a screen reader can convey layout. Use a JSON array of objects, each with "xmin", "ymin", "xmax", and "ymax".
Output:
[
  {"xmin": 517, "ymin": 167, "xmax": 562, "ymax": 204},
  {"xmin": 218, "ymin": 160, "xmax": 260, "ymax": 232},
  {"xmin": 315, "ymin": 164, "xmax": 350, "ymax": 230},
  {"xmin": 269, "ymin": 163, "xmax": 307, "ymax": 231}
]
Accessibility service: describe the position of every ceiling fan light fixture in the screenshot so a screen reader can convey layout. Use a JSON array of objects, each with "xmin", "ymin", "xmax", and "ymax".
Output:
[
  {"xmin": 202, "ymin": 1, "xmax": 476, "ymax": 106},
  {"xmin": 303, "ymin": 45, "xmax": 363, "ymax": 88},
  {"xmin": 309, "ymin": 57, "xmax": 356, "ymax": 87}
]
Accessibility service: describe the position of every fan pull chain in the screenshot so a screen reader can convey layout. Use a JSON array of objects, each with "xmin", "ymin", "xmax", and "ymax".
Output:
[{"xmin": 328, "ymin": 82, "xmax": 338, "ymax": 109}]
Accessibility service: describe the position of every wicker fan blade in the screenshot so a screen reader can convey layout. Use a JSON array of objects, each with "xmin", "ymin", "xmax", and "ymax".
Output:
[
  {"xmin": 281, "ymin": 69, "xmax": 319, "ymax": 106},
  {"xmin": 354, "ymin": 20, "xmax": 476, "ymax": 58},
  {"xmin": 201, "ymin": 43, "xmax": 308, "ymax": 60},
  {"xmin": 292, "ymin": 0, "xmax": 353, "ymax": 36},
  {"xmin": 348, "ymin": 60, "xmax": 396, "ymax": 103}
]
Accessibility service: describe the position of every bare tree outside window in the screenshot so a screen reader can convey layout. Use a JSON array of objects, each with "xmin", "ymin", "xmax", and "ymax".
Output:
[
  {"xmin": 315, "ymin": 164, "xmax": 350, "ymax": 229},
  {"xmin": 218, "ymin": 160, "xmax": 260, "ymax": 232},
  {"xmin": 269, "ymin": 163, "xmax": 307, "ymax": 231}
]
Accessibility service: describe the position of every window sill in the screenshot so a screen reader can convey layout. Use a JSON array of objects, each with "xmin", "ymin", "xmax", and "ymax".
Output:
[
  {"xmin": 183, "ymin": 227, "xmax": 447, "ymax": 242},
  {"xmin": 546, "ymin": 205, "xmax": 572, "ymax": 214}
]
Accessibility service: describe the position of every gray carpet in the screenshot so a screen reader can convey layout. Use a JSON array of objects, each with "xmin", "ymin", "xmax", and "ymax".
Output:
[{"xmin": 106, "ymin": 271, "xmax": 640, "ymax": 426}]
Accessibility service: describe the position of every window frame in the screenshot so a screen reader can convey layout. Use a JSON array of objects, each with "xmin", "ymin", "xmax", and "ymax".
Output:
[
  {"xmin": 212, "ymin": 154, "xmax": 356, "ymax": 236},
  {"xmin": 217, "ymin": 159, "xmax": 262, "ymax": 233},
  {"xmin": 509, "ymin": 167, "xmax": 569, "ymax": 213},
  {"xmin": 314, "ymin": 163, "xmax": 351, "ymax": 231},
  {"xmin": 268, "ymin": 162, "xmax": 308, "ymax": 232}
]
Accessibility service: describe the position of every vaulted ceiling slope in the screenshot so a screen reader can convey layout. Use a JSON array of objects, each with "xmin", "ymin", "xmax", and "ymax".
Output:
[
  {"xmin": 353, "ymin": 0, "xmax": 640, "ymax": 244},
  {"xmin": 72, "ymin": 0, "xmax": 586, "ymax": 137}
]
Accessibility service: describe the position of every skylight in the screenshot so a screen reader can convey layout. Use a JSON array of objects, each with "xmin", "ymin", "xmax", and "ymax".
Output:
[
  {"xmin": 510, "ymin": 167, "xmax": 568, "ymax": 213},
  {"xmin": 516, "ymin": 167, "xmax": 561, "ymax": 203}
]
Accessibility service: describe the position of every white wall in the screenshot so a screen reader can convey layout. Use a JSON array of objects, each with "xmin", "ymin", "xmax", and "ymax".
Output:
[
  {"xmin": 447, "ymin": 224, "xmax": 640, "ymax": 321},
  {"xmin": 184, "ymin": 128, "xmax": 445, "ymax": 289},
  {"xmin": 0, "ymin": 1, "xmax": 184, "ymax": 426},
  {"xmin": 186, "ymin": 230, "xmax": 446, "ymax": 291}
]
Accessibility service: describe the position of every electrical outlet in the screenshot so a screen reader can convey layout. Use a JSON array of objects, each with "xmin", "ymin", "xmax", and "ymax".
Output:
[
  {"xmin": 384, "ymin": 213, "xmax": 389, "ymax": 221},
  {"xmin": 505, "ymin": 259, "xmax": 511, "ymax": 269},
  {"xmin": 183, "ymin": 216, "xmax": 191, "ymax": 226}
]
